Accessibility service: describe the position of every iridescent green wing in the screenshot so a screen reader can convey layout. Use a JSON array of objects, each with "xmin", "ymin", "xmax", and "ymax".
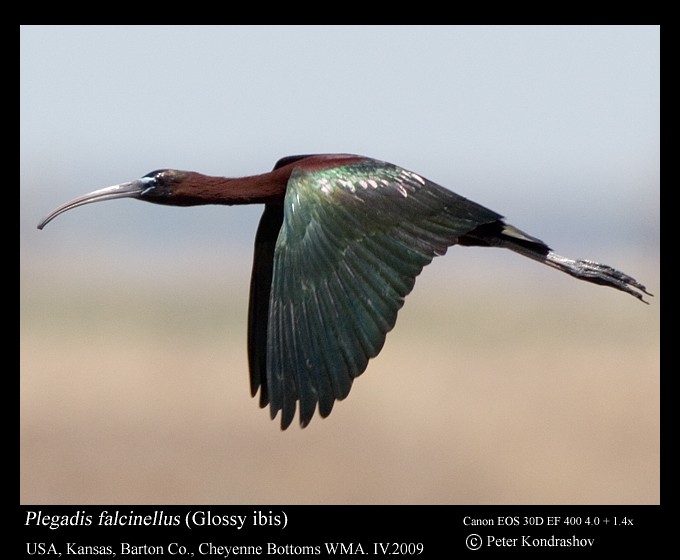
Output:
[{"xmin": 266, "ymin": 159, "xmax": 501, "ymax": 429}]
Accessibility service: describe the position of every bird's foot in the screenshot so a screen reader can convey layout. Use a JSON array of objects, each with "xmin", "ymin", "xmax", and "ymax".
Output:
[{"xmin": 545, "ymin": 252, "xmax": 652, "ymax": 303}]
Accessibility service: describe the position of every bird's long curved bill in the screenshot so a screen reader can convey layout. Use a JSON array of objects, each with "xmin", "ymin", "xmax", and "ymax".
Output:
[{"xmin": 37, "ymin": 181, "xmax": 146, "ymax": 230}]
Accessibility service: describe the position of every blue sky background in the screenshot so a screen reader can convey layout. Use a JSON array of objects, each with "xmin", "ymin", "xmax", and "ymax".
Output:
[{"xmin": 21, "ymin": 25, "xmax": 659, "ymax": 272}]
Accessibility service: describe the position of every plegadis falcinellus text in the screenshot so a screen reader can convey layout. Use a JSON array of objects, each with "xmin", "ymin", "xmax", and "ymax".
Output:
[{"xmin": 38, "ymin": 154, "xmax": 650, "ymax": 429}]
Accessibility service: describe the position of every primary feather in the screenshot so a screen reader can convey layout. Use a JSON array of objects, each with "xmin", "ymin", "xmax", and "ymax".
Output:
[{"xmin": 251, "ymin": 157, "xmax": 503, "ymax": 429}]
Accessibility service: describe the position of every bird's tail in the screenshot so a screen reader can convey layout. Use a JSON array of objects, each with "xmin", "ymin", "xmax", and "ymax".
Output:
[{"xmin": 458, "ymin": 221, "xmax": 652, "ymax": 303}]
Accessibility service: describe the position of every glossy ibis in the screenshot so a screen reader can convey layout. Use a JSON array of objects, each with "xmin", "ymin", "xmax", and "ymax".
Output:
[{"xmin": 38, "ymin": 154, "xmax": 650, "ymax": 429}]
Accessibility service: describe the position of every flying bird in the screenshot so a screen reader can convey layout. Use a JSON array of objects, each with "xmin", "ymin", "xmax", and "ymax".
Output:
[{"xmin": 38, "ymin": 154, "xmax": 650, "ymax": 429}]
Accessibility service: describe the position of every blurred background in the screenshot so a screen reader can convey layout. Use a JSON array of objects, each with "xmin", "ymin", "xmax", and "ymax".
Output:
[{"xmin": 21, "ymin": 25, "xmax": 659, "ymax": 504}]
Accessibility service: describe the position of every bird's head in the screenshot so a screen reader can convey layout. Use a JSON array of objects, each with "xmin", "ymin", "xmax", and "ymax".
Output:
[{"xmin": 37, "ymin": 169, "xmax": 189, "ymax": 230}]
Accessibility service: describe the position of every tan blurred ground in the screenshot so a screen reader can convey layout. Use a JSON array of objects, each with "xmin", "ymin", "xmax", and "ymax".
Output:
[{"xmin": 20, "ymin": 250, "xmax": 659, "ymax": 504}]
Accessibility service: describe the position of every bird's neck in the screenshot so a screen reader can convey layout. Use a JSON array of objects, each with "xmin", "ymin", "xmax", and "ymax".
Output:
[
  {"xmin": 168, "ymin": 168, "xmax": 292, "ymax": 206},
  {"xmin": 162, "ymin": 155, "xmax": 367, "ymax": 207}
]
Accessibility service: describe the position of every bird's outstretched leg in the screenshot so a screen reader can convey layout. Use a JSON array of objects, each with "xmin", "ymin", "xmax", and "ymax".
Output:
[
  {"xmin": 542, "ymin": 252, "xmax": 652, "ymax": 303},
  {"xmin": 459, "ymin": 221, "xmax": 652, "ymax": 303}
]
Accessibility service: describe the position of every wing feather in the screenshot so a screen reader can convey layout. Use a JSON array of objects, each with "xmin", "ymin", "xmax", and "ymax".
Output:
[{"xmin": 264, "ymin": 158, "xmax": 501, "ymax": 428}]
